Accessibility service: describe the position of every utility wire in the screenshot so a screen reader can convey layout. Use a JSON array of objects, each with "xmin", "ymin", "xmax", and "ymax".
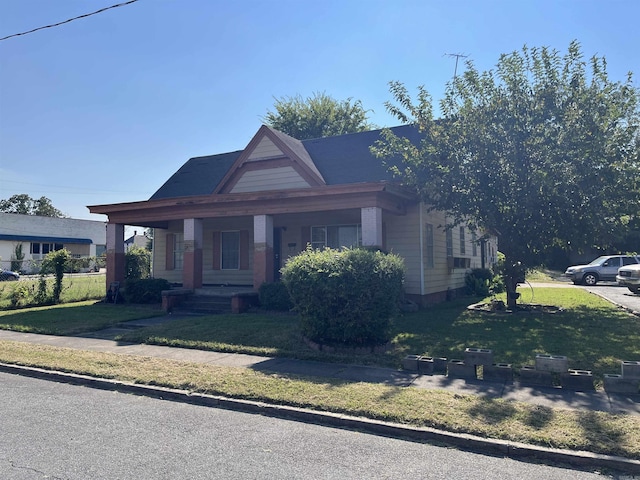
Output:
[{"xmin": 0, "ymin": 0, "xmax": 141, "ymax": 42}]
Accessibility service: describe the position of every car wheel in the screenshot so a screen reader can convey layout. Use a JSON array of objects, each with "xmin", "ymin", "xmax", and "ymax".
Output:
[
  {"xmin": 629, "ymin": 286, "xmax": 640, "ymax": 294},
  {"xmin": 582, "ymin": 273, "xmax": 598, "ymax": 286}
]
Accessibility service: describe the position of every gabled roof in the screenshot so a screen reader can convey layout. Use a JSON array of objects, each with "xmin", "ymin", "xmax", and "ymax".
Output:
[{"xmin": 150, "ymin": 124, "xmax": 422, "ymax": 201}]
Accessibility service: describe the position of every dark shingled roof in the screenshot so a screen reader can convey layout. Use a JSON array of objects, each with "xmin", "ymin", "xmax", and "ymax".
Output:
[
  {"xmin": 150, "ymin": 151, "xmax": 242, "ymax": 200},
  {"xmin": 150, "ymin": 125, "xmax": 422, "ymax": 200}
]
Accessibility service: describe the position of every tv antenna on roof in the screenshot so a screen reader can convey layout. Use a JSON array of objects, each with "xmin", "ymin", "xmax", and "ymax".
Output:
[{"xmin": 445, "ymin": 53, "xmax": 469, "ymax": 78}]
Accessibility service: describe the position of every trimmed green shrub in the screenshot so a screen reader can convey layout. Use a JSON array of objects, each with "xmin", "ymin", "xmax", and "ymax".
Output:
[
  {"xmin": 465, "ymin": 268, "xmax": 505, "ymax": 296},
  {"xmin": 125, "ymin": 278, "xmax": 170, "ymax": 304},
  {"xmin": 125, "ymin": 246, "xmax": 151, "ymax": 280},
  {"xmin": 281, "ymin": 247, "xmax": 405, "ymax": 347},
  {"xmin": 258, "ymin": 282, "xmax": 293, "ymax": 311},
  {"xmin": 40, "ymin": 249, "xmax": 70, "ymax": 303}
]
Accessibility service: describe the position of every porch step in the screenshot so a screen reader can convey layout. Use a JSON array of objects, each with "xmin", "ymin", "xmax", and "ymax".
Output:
[{"xmin": 174, "ymin": 295, "xmax": 232, "ymax": 314}]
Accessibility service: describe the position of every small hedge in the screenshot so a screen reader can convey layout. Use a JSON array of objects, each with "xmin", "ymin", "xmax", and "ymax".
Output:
[
  {"xmin": 258, "ymin": 282, "xmax": 293, "ymax": 311},
  {"xmin": 281, "ymin": 247, "xmax": 405, "ymax": 347},
  {"xmin": 125, "ymin": 278, "xmax": 171, "ymax": 304}
]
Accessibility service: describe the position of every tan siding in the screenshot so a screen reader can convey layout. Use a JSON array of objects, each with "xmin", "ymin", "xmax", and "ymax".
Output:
[
  {"xmin": 230, "ymin": 167, "xmax": 310, "ymax": 193},
  {"xmin": 247, "ymin": 137, "xmax": 283, "ymax": 161},
  {"xmin": 385, "ymin": 205, "xmax": 422, "ymax": 295},
  {"xmin": 152, "ymin": 229, "xmax": 182, "ymax": 284}
]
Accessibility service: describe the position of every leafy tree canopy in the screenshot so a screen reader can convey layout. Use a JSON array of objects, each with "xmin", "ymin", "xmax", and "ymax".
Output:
[
  {"xmin": 374, "ymin": 41, "xmax": 640, "ymax": 304},
  {"xmin": 0, "ymin": 194, "xmax": 66, "ymax": 217},
  {"xmin": 263, "ymin": 92, "xmax": 375, "ymax": 140}
]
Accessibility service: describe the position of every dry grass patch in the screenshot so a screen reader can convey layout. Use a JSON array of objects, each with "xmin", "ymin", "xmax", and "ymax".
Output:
[{"xmin": 1, "ymin": 340, "xmax": 639, "ymax": 460}]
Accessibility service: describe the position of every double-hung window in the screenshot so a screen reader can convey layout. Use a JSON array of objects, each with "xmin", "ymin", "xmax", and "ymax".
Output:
[{"xmin": 311, "ymin": 224, "xmax": 361, "ymax": 249}]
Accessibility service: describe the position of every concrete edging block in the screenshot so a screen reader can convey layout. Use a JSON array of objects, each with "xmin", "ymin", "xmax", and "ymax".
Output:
[
  {"xmin": 535, "ymin": 354, "xmax": 569, "ymax": 373},
  {"xmin": 402, "ymin": 355, "xmax": 420, "ymax": 371},
  {"xmin": 603, "ymin": 374, "xmax": 640, "ymax": 394},
  {"xmin": 621, "ymin": 361, "xmax": 640, "ymax": 379},
  {"xmin": 483, "ymin": 363, "xmax": 513, "ymax": 382},
  {"xmin": 519, "ymin": 365, "xmax": 554, "ymax": 387},
  {"xmin": 560, "ymin": 369, "xmax": 594, "ymax": 391},
  {"xmin": 464, "ymin": 347, "xmax": 494, "ymax": 366},
  {"xmin": 447, "ymin": 359, "xmax": 477, "ymax": 379}
]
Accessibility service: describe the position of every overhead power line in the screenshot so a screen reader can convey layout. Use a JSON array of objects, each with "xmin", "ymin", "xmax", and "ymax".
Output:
[{"xmin": 0, "ymin": 0, "xmax": 141, "ymax": 42}]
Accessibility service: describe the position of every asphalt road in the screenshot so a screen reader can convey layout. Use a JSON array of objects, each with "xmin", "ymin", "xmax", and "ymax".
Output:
[{"xmin": 0, "ymin": 373, "xmax": 611, "ymax": 480}]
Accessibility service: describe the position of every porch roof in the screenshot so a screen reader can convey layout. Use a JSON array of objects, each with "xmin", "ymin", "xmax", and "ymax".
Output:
[{"xmin": 88, "ymin": 182, "xmax": 417, "ymax": 228}]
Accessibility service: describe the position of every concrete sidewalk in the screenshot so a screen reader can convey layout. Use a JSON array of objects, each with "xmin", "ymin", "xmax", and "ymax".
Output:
[{"xmin": 0, "ymin": 315, "xmax": 638, "ymax": 416}]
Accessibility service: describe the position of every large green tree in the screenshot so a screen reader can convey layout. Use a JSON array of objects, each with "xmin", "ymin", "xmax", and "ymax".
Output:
[
  {"xmin": 263, "ymin": 92, "xmax": 375, "ymax": 140},
  {"xmin": 0, "ymin": 194, "xmax": 66, "ymax": 217},
  {"xmin": 374, "ymin": 41, "xmax": 640, "ymax": 307}
]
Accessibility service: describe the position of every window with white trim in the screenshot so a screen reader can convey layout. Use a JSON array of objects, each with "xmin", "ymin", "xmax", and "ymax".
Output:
[
  {"xmin": 459, "ymin": 226, "xmax": 466, "ymax": 255},
  {"xmin": 311, "ymin": 224, "xmax": 361, "ymax": 249},
  {"xmin": 471, "ymin": 232, "xmax": 477, "ymax": 257},
  {"xmin": 221, "ymin": 231, "xmax": 240, "ymax": 269},
  {"xmin": 446, "ymin": 229, "xmax": 453, "ymax": 257},
  {"xmin": 425, "ymin": 223, "xmax": 434, "ymax": 268},
  {"xmin": 173, "ymin": 233, "xmax": 184, "ymax": 270}
]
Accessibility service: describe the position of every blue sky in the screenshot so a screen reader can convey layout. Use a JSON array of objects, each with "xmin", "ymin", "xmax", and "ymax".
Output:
[{"xmin": 1, "ymin": 0, "xmax": 639, "ymax": 224}]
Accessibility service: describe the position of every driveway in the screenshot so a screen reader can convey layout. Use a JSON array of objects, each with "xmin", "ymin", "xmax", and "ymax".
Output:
[
  {"xmin": 527, "ymin": 280, "xmax": 640, "ymax": 315},
  {"xmin": 581, "ymin": 282, "xmax": 640, "ymax": 315}
]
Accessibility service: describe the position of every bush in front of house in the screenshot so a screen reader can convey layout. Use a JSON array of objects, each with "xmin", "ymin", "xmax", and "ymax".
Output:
[
  {"xmin": 125, "ymin": 278, "xmax": 170, "ymax": 304},
  {"xmin": 125, "ymin": 246, "xmax": 151, "ymax": 280},
  {"xmin": 281, "ymin": 247, "xmax": 405, "ymax": 347},
  {"xmin": 465, "ymin": 267, "xmax": 505, "ymax": 296},
  {"xmin": 258, "ymin": 282, "xmax": 293, "ymax": 311}
]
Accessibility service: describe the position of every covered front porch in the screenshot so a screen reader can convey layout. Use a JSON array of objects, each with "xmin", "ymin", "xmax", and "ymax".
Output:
[{"xmin": 90, "ymin": 183, "xmax": 416, "ymax": 295}]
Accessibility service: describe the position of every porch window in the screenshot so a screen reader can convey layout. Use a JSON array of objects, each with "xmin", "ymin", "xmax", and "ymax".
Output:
[
  {"xmin": 173, "ymin": 233, "xmax": 184, "ymax": 270},
  {"xmin": 446, "ymin": 229, "xmax": 453, "ymax": 257},
  {"xmin": 311, "ymin": 224, "xmax": 361, "ymax": 249},
  {"xmin": 459, "ymin": 226, "xmax": 466, "ymax": 255},
  {"xmin": 471, "ymin": 231, "xmax": 477, "ymax": 257},
  {"xmin": 425, "ymin": 223, "xmax": 434, "ymax": 268},
  {"xmin": 221, "ymin": 231, "xmax": 240, "ymax": 270}
]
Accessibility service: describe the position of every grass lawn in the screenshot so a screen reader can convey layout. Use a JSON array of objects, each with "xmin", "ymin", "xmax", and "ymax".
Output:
[
  {"xmin": 117, "ymin": 287, "xmax": 639, "ymax": 382},
  {"xmin": 0, "ymin": 301, "xmax": 164, "ymax": 335},
  {"xmin": 0, "ymin": 274, "xmax": 107, "ymax": 309}
]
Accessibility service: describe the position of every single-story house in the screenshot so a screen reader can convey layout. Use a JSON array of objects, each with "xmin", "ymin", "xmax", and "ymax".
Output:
[
  {"xmin": 88, "ymin": 125, "xmax": 497, "ymax": 306},
  {"xmin": 0, "ymin": 212, "xmax": 106, "ymax": 273}
]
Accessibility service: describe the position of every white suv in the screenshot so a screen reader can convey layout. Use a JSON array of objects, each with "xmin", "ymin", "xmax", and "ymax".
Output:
[
  {"xmin": 616, "ymin": 264, "xmax": 640, "ymax": 294},
  {"xmin": 564, "ymin": 255, "xmax": 640, "ymax": 286}
]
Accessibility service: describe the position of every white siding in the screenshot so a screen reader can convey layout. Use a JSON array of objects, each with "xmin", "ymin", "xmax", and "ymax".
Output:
[
  {"xmin": 247, "ymin": 137, "xmax": 283, "ymax": 161},
  {"xmin": 230, "ymin": 167, "xmax": 310, "ymax": 193},
  {"xmin": 0, "ymin": 213, "xmax": 105, "ymax": 270}
]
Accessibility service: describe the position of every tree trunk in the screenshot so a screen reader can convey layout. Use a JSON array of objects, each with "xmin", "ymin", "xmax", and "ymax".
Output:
[{"xmin": 503, "ymin": 258, "xmax": 525, "ymax": 310}]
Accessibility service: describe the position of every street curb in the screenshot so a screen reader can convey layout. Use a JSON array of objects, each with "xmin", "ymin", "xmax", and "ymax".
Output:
[{"xmin": 1, "ymin": 362, "xmax": 639, "ymax": 474}]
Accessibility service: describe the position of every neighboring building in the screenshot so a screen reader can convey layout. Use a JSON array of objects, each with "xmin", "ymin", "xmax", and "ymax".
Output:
[
  {"xmin": 125, "ymin": 231, "xmax": 149, "ymax": 251},
  {"xmin": 0, "ymin": 213, "xmax": 106, "ymax": 273},
  {"xmin": 89, "ymin": 125, "xmax": 497, "ymax": 306}
]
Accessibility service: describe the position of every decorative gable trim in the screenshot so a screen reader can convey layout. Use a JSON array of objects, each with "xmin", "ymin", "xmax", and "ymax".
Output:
[{"xmin": 214, "ymin": 125, "xmax": 326, "ymax": 194}]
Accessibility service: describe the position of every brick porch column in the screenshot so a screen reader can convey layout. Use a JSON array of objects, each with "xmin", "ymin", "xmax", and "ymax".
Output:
[
  {"xmin": 183, "ymin": 218, "xmax": 203, "ymax": 290},
  {"xmin": 253, "ymin": 214, "xmax": 273, "ymax": 288},
  {"xmin": 106, "ymin": 223, "xmax": 125, "ymax": 288},
  {"xmin": 361, "ymin": 207, "xmax": 383, "ymax": 248}
]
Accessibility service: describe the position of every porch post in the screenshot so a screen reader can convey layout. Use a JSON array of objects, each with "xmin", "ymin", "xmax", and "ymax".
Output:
[
  {"xmin": 253, "ymin": 214, "xmax": 274, "ymax": 288},
  {"xmin": 183, "ymin": 218, "xmax": 203, "ymax": 290},
  {"xmin": 361, "ymin": 207, "xmax": 383, "ymax": 248},
  {"xmin": 106, "ymin": 223, "xmax": 125, "ymax": 288}
]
